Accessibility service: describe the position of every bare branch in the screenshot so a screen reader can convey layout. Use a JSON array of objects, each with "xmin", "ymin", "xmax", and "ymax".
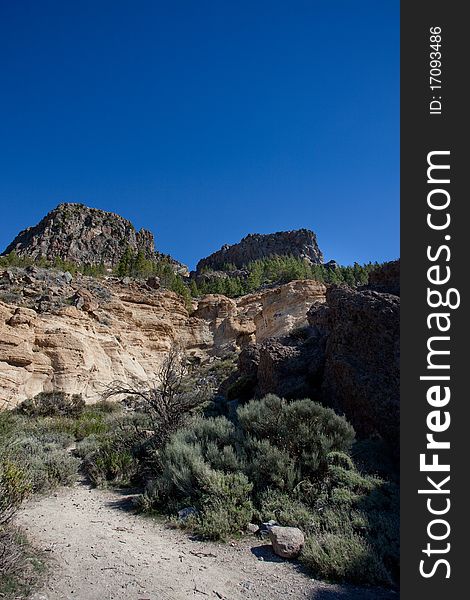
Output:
[{"xmin": 102, "ymin": 343, "xmax": 210, "ymax": 445}]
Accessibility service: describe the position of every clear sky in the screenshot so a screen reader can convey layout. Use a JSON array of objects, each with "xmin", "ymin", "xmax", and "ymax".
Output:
[{"xmin": 0, "ymin": 0, "xmax": 399, "ymax": 270}]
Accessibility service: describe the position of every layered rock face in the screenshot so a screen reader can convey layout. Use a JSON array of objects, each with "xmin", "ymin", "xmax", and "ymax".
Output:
[
  {"xmin": 192, "ymin": 279, "xmax": 326, "ymax": 353},
  {"xmin": 0, "ymin": 268, "xmax": 208, "ymax": 409},
  {"xmin": 0, "ymin": 267, "xmax": 324, "ymax": 408},
  {"xmin": 3, "ymin": 203, "xmax": 156, "ymax": 268},
  {"xmin": 196, "ymin": 229, "xmax": 324, "ymax": 273}
]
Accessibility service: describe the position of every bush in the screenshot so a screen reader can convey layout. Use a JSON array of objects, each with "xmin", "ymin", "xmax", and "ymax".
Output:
[
  {"xmin": 238, "ymin": 395, "xmax": 355, "ymax": 475},
  {"xmin": 6, "ymin": 436, "xmax": 79, "ymax": 493},
  {"xmin": 244, "ymin": 437, "xmax": 298, "ymax": 493},
  {"xmin": 17, "ymin": 392, "xmax": 85, "ymax": 418},
  {"xmin": 301, "ymin": 533, "xmax": 391, "ymax": 585},
  {"xmin": 0, "ymin": 461, "xmax": 31, "ymax": 525},
  {"xmin": 192, "ymin": 472, "xmax": 253, "ymax": 540},
  {"xmin": 0, "ymin": 526, "xmax": 45, "ymax": 600},
  {"xmin": 83, "ymin": 441, "xmax": 138, "ymax": 487},
  {"xmin": 142, "ymin": 416, "xmax": 242, "ymax": 511},
  {"xmin": 135, "ymin": 395, "xmax": 398, "ymax": 586},
  {"xmin": 258, "ymin": 489, "xmax": 316, "ymax": 533}
]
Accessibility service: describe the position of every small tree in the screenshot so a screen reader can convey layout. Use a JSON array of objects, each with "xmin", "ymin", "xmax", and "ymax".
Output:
[{"xmin": 103, "ymin": 344, "xmax": 209, "ymax": 444}]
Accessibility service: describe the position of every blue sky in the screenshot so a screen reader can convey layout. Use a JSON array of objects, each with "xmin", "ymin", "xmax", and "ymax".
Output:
[{"xmin": 0, "ymin": 1, "xmax": 399, "ymax": 269}]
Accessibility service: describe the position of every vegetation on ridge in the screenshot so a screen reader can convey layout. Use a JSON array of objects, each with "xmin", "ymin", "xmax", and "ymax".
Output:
[{"xmin": 1, "ymin": 248, "xmax": 383, "ymax": 307}]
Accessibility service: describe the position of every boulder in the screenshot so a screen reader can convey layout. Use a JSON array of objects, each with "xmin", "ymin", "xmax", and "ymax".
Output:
[{"xmin": 269, "ymin": 526, "xmax": 305, "ymax": 559}]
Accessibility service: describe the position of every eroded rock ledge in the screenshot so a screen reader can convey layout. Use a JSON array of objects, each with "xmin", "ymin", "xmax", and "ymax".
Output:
[{"xmin": 0, "ymin": 267, "xmax": 325, "ymax": 408}]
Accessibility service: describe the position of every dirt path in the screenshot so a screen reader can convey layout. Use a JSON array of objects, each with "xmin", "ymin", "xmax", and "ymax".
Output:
[{"xmin": 16, "ymin": 481, "xmax": 397, "ymax": 600}]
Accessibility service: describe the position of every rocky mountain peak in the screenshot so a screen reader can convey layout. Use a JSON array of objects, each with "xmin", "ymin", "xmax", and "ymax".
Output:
[
  {"xmin": 196, "ymin": 229, "xmax": 324, "ymax": 273},
  {"xmin": 3, "ymin": 203, "xmax": 156, "ymax": 268}
]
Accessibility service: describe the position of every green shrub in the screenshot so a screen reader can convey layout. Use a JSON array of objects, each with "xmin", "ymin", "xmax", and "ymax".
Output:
[
  {"xmin": 0, "ymin": 525, "xmax": 46, "ymax": 600},
  {"xmin": 6, "ymin": 436, "xmax": 79, "ymax": 493},
  {"xmin": 0, "ymin": 461, "xmax": 31, "ymax": 525},
  {"xmin": 192, "ymin": 472, "xmax": 253, "ymax": 541},
  {"xmin": 244, "ymin": 437, "xmax": 298, "ymax": 493},
  {"xmin": 258, "ymin": 490, "xmax": 316, "ymax": 533},
  {"xmin": 301, "ymin": 533, "xmax": 391, "ymax": 585},
  {"xmin": 140, "ymin": 397, "xmax": 398, "ymax": 585},
  {"xmin": 42, "ymin": 451, "xmax": 79, "ymax": 488},
  {"xmin": 238, "ymin": 395, "xmax": 355, "ymax": 475},
  {"xmin": 17, "ymin": 392, "xmax": 85, "ymax": 418},
  {"xmin": 84, "ymin": 443, "xmax": 138, "ymax": 487}
]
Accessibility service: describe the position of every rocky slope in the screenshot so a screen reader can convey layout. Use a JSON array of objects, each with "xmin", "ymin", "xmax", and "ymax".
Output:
[
  {"xmin": 0, "ymin": 267, "xmax": 325, "ymax": 408},
  {"xmin": 196, "ymin": 229, "xmax": 324, "ymax": 273},
  {"xmin": 3, "ymin": 203, "xmax": 174, "ymax": 270}
]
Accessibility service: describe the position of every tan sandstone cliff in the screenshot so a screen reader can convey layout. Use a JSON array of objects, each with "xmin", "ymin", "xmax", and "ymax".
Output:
[{"xmin": 0, "ymin": 270, "xmax": 325, "ymax": 408}]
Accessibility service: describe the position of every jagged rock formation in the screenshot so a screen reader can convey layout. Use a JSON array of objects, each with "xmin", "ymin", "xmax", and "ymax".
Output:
[
  {"xmin": 4, "ymin": 203, "xmax": 162, "ymax": 269},
  {"xmin": 196, "ymin": 229, "xmax": 324, "ymax": 273},
  {"xmin": 0, "ymin": 267, "xmax": 325, "ymax": 407}
]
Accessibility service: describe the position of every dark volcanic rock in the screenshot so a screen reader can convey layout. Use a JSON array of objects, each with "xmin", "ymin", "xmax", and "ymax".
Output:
[
  {"xmin": 196, "ymin": 229, "xmax": 323, "ymax": 273},
  {"xmin": 368, "ymin": 260, "xmax": 400, "ymax": 296},
  {"xmin": 308, "ymin": 285, "xmax": 400, "ymax": 447},
  {"xmin": 3, "ymin": 203, "xmax": 156, "ymax": 268},
  {"xmin": 234, "ymin": 332, "xmax": 325, "ymax": 402},
  {"xmin": 257, "ymin": 336, "xmax": 325, "ymax": 400}
]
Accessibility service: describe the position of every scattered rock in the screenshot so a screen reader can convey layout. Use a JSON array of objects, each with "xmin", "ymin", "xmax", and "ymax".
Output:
[
  {"xmin": 177, "ymin": 507, "xmax": 198, "ymax": 522},
  {"xmin": 146, "ymin": 276, "xmax": 160, "ymax": 289},
  {"xmin": 246, "ymin": 523, "xmax": 260, "ymax": 534}
]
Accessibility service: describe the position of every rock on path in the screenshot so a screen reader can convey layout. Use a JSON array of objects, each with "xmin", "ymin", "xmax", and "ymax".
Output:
[{"xmin": 16, "ymin": 482, "xmax": 397, "ymax": 600}]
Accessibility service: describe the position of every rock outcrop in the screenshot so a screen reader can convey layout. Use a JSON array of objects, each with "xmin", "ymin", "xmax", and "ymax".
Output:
[
  {"xmin": 4, "ymin": 203, "xmax": 158, "ymax": 268},
  {"xmin": 0, "ymin": 270, "xmax": 209, "ymax": 409},
  {"xmin": 308, "ymin": 285, "xmax": 400, "ymax": 447},
  {"xmin": 196, "ymin": 229, "xmax": 323, "ymax": 273},
  {"xmin": 0, "ymin": 267, "xmax": 324, "ymax": 408},
  {"xmin": 192, "ymin": 279, "xmax": 326, "ymax": 353}
]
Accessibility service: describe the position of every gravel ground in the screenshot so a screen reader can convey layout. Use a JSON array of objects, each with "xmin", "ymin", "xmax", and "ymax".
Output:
[{"xmin": 16, "ymin": 481, "xmax": 398, "ymax": 600}]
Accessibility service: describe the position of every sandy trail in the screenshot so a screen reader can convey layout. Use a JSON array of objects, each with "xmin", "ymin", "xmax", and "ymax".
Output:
[{"xmin": 16, "ymin": 481, "xmax": 397, "ymax": 600}]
